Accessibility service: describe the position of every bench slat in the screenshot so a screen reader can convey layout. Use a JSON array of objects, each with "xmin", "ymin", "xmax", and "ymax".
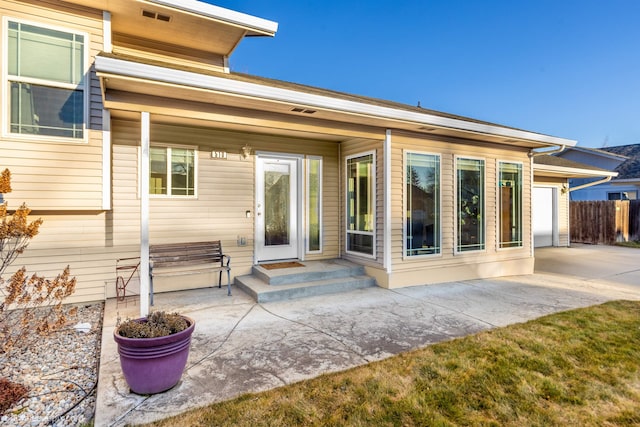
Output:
[{"xmin": 148, "ymin": 240, "xmax": 231, "ymax": 300}]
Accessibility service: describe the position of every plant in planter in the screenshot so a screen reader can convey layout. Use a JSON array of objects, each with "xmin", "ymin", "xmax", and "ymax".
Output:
[{"xmin": 114, "ymin": 311, "xmax": 195, "ymax": 394}]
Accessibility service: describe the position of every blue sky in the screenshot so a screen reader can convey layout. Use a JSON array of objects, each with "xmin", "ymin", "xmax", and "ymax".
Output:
[{"xmin": 211, "ymin": 1, "xmax": 639, "ymax": 148}]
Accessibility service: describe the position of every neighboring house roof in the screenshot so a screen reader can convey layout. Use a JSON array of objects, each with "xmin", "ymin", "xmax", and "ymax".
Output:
[
  {"xmin": 96, "ymin": 52, "xmax": 576, "ymax": 149},
  {"xmin": 559, "ymin": 146, "xmax": 628, "ymax": 162},
  {"xmin": 598, "ymin": 144, "xmax": 640, "ymax": 180},
  {"xmin": 533, "ymin": 155, "xmax": 618, "ymax": 178}
]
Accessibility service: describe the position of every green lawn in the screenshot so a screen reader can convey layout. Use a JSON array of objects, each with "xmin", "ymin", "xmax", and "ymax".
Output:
[
  {"xmin": 147, "ymin": 300, "xmax": 640, "ymax": 426},
  {"xmin": 616, "ymin": 240, "xmax": 640, "ymax": 249}
]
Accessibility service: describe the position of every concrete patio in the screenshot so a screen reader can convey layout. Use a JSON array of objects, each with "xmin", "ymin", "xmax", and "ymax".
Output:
[{"xmin": 95, "ymin": 245, "xmax": 640, "ymax": 426}]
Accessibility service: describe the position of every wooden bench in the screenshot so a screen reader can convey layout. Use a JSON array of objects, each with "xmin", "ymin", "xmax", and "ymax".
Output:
[{"xmin": 149, "ymin": 241, "xmax": 231, "ymax": 305}]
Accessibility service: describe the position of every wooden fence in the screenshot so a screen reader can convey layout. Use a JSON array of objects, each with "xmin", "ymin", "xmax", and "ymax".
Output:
[{"xmin": 570, "ymin": 200, "xmax": 634, "ymax": 245}]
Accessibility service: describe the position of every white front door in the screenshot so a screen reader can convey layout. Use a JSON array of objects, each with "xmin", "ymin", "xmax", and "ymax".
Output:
[{"xmin": 255, "ymin": 155, "xmax": 299, "ymax": 262}]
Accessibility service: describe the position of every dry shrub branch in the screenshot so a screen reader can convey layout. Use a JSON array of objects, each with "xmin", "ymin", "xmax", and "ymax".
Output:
[{"xmin": 0, "ymin": 169, "xmax": 77, "ymax": 414}]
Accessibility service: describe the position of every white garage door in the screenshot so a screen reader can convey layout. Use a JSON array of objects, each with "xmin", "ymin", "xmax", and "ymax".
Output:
[{"xmin": 533, "ymin": 187, "xmax": 556, "ymax": 247}]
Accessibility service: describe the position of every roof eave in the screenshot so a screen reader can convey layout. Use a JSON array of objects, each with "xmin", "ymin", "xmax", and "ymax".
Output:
[
  {"xmin": 533, "ymin": 164, "xmax": 619, "ymax": 178},
  {"xmin": 140, "ymin": 0, "xmax": 278, "ymax": 36},
  {"xmin": 95, "ymin": 55, "xmax": 576, "ymax": 148}
]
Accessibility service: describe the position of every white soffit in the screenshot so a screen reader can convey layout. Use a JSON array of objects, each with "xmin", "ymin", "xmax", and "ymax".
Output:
[
  {"xmin": 96, "ymin": 56, "xmax": 576, "ymax": 147},
  {"xmin": 141, "ymin": 0, "xmax": 278, "ymax": 35}
]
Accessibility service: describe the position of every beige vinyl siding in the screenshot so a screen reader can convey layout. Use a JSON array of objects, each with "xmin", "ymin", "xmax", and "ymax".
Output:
[
  {"xmin": 111, "ymin": 120, "xmax": 340, "ymax": 279},
  {"xmin": 389, "ymin": 132, "xmax": 534, "ymax": 286},
  {"xmin": 112, "ymin": 34, "xmax": 227, "ymax": 73},
  {"xmin": 0, "ymin": 0, "xmax": 105, "ymax": 210}
]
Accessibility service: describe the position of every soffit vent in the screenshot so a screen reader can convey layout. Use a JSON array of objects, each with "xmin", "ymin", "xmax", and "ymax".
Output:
[
  {"xmin": 142, "ymin": 9, "xmax": 172, "ymax": 22},
  {"xmin": 418, "ymin": 126, "xmax": 437, "ymax": 132},
  {"xmin": 291, "ymin": 107, "xmax": 316, "ymax": 114}
]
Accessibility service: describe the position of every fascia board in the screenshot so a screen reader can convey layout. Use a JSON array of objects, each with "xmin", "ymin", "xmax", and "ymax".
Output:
[
  {"xmin": 143, "ymin": 0, "xmax": 278, "ymax": 35},
  {"xmin": 533, "ymin": 164, "xmax": 618, "ymax": 178},
  {"xmin": 96, "ymin": 56, "xmax": 576, "ymax": 147}
]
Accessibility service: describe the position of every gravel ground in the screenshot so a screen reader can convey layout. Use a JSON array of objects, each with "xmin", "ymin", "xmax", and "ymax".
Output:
[{"xmin": 1, "ymin": 303, "xmax": 104, "ymax": 427}]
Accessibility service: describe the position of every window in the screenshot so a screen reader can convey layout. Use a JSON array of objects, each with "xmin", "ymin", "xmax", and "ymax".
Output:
[
  {"xmin": 150, "ymin": 147, "xmax": 196, "ymax": 196},
  {"xmin": 499, "ymin": 162, "xmax": 523, "ymax": 248},
  {"xmin": 306, "ymin": 156, "xmax": 322, "ymax": 253},
  {"xmin": 457, "ymin": 157, "xmax": 485, "ymax": 252},
  {"xmin": 6, "ymin": 20, "xmax": 85, "ymax": 139},
  {"xmin": 405, "ymin": 152, "xmax": 440, "ymax": 256},
  {"xmin": 346, "ymin": 152, "xmax": 375, "ymax": 257},
  {"xmin": 608, "ymin": 191, "xmax": 636, "ymax": 200}
]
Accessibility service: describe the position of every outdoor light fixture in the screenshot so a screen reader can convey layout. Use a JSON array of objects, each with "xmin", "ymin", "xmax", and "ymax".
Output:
[{"xmin": 241, "ymin": 144, "xmax": 252, "ymax": 159}]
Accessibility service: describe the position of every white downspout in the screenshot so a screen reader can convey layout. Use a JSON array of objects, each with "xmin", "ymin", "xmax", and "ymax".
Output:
[
  {"xmin": 140, "ymin": 112, "xmax": 151, "ymax": 317},
  {"xmin": 564, "ymin": 175, "xmax": 614, "ymax": 194},
  {"xmin": 529, "ymin": 144, "xmax": 566, "ymax": 157}
]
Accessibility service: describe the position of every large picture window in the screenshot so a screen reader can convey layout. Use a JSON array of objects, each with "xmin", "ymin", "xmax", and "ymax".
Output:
[
  {"xmin": 346, "ymin": 152, "xmax": 375, "ymax": 257},
  {"xmin": 6, "ymin": 20, "xmax": 85, "ymax": 139},
  {"xmin": 457, "ymin": 157, "xmax": 485, "ymax": 252},
  {"xmin": 499, "ymin": 162, "xmax": 523, "ymax": 248},
  {"xmin": 405, "ymin": 152, "xmax": 440, "ymax": 256},
  {"xmin": 150, "ymin": 147, "xmax": 196, "ymax": 196}
]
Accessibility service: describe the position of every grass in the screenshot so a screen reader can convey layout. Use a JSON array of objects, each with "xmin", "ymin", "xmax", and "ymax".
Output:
[
  {"xmin": 146, "ymin": 300, "xmax": 640, "ymax": 426},
  {"xmin": 616, "ymin": 240, "xmax": 640, "ymax": 249}
]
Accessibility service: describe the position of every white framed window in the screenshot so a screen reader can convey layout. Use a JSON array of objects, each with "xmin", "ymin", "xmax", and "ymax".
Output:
[
  {"xmin": 306, "ymin": 156, "xmax": 322, "ymax": 253},
  {"xmin": 149, "ymin": 146, "xmax": 197, "ymax": 197},
  {"xmin": 498, "ymin": 161, "xmax": 523, "ymax": 248},
  {"xmin": 4, "ymin": 18, "xmax": 87, "ymax": 141},
  {"xmin": 345, "ymin": 151, "xmax": 376, "ymax": 258},
  {"xmin": 404, "ymin": 151, "xmax": 441, "ymax": 257},
  {"xmin": 608, "ymin": 191, "xmax": 636, "ymax": 200},
  {"xmin": 456, "ymin": 156, "xmax": 485, "ymax": 253}
]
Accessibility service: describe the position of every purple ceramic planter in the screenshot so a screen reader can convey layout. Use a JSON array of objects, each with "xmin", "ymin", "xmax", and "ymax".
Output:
[{"xmin": 114, "ymin": 315, "xmax": 195, "ymax": 394}]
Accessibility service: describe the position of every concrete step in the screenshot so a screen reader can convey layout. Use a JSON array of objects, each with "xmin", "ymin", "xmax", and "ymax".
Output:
[
  {"xmin": 234, "ymin": 259, "xmax": 376, "ymax": 303},
  {"xmin": 252, "ymin": 258, "xmax": 365, "ymax": 286},
  {"xmin": 234, "ymin": 273, "xmax": 376, "ymax": 303}
]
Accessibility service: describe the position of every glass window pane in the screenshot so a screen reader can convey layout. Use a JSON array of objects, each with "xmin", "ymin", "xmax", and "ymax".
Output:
[
  {"xmin": 346, "ymin": 154, "xmax": 374, "ymax": 256},
  {"xmin": 499, "ymin": 162, "xmax": 523, "ymax": 248},
  {"xmin": 171, "ymin": 148, "xmax": 195, "ymax": 196},
  {"xmin": 347, "ymin": 233, "xmax": 373, "ymax": 254},
  {"xmin": 8, "ymin": 22, "xmax": 84, "ymax": 84},
  {"xmin": 457, "ymin": 158, "xmax": 485, "ymax": 252},
  {"xmin": 150, "ymin": 147, "xmax": 167, "ymax": 195},
  {"xmin": 307, "ymin": 158, "xmax": 322, "ymax": 252},
  {"xmin": 264, "ymin": 164, "xmax": 290, "ymax": 246},
  {"xmin": 10, "ymin": 83, "xmax": 83, "ymax": 138},
  {"xmin": 406, "ymin": 153, "xmax": 440, "ymax": 256}
]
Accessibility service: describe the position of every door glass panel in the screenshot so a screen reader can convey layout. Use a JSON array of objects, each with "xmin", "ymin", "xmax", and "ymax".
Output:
[{"xmin": 264, "ymin": 163, "xmax": 290, "ymax": 246}]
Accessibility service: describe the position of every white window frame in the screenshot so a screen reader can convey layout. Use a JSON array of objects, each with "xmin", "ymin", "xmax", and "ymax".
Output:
[
  {"xmin": 2, "ymin": 17, "xmax": 89, "ymax": 143},
  {"xmin": 403, "ymin": 150, "xmax": 442, "ymax": 259},
  {"xmin": 345, "ymin": 150, "xmax": 376, "ymax": 259},
  {"xmin": 139, "ymin": 144, "xmax": 198, "ymax": 199},
  {"xmin": 497, "ymin": 160, "xmax": 524, "ymax": 250},
  {"xmin": 454, "ymin": 155, "xmax": 486, "ymax": 254},
  {"xmin": 306, "ymin": 155, "xmax": 323, "ymax": 254}
]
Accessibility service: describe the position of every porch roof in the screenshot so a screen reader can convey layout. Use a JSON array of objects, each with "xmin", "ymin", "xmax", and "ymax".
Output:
[
  {"xmin": 533, "ymin": 155, "xmax": 619, "ymax": 178},
  {"xmin": 95, "ymin": 53, "xmax": 576, "ymax": 149}
]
